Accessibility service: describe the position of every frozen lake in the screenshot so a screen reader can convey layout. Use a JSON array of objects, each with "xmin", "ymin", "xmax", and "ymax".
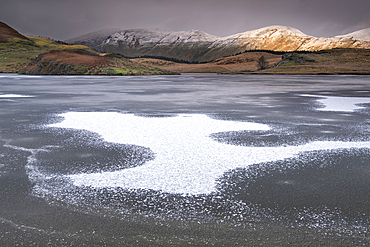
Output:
[{"xmin": 1, "ymin": 74, "xmax": 370, "ymax": 245}]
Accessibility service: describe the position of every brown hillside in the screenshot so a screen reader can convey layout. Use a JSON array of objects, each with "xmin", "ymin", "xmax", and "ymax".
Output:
[
  {"xmin": 133, "ymin": 52, "xmax": 282, "ymax": 73},
  {"xmin": 33, "ymin": 49, "xmax": 111, "ymax": 67},
  {"xmin": 265, "ymin": 48, "xmax": 370, "ymax": 74},
  {"xmin": 133, "ymin": 49, "xmax": 370, "ymax": 74},
  {"xmin": 20, "ymin": 49, "xmax": 175, "ymax": 75},
  {"xmin": 22, "ymin": 49, "xmax": 111, "ymax": 74},
  {"xmin": 0, "ymin": 21, "xmax": 29, "ymax": 42}
]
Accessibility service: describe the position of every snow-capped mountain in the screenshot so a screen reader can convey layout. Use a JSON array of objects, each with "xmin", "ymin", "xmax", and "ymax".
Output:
[
  {"xmin": 217, "ymin": 25, "xmax": 370, "ymax": 53},
  {"xmin": 66, "ymin": 25, "xmax": 370, "ymax": 62}
]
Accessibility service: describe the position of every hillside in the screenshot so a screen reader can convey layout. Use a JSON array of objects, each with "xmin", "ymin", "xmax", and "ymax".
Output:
[
  {"xmin": 0, "ymin": 21, "xmax": 29, "ymax": 42},
  {"xmin": 0, "ymin": 34, "xmax": 98, "ymax": 73},
  {"xmin": 132, "ymin": 48, "xmax": 370, "ymax": 75},
  {"xmin": 262, "ymin": 48, "xmax": 370, "ymax": 75},
  {"xmin": 68, "ymin": 25, "xmax": 370, "ymax": 62},
  {"xmin": 0, "ymin": 20, "xmax": 98, "ymax": 73},
  {"xmin": 0, "ymin": 21, "xmax": 174, "ymax": 75},
  {"xmin": 132, "ymin": 52, "xmax": 282, "ymax": 73},
  {"xmin": 19, "ymin": 49, "xmax": 174, "ymax": 75}
]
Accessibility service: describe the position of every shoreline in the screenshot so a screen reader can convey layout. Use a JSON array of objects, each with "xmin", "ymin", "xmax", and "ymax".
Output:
[{"xmin": 2, "ymin": 71, "xmax": 370, "ymax": 76}]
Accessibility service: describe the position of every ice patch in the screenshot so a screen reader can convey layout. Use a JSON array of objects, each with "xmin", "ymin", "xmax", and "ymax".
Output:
[
  {"xmin": 48, "ymin": 112, "xmax": 370, "ymax": 195},
  {"xmin": 302, "ymin": 94, "xmax": 370, "ymax": 112}
]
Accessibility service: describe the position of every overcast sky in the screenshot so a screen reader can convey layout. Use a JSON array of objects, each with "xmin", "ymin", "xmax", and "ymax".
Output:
[{"xmin": 1, "ymin": 0, "xmax": 369, "ymax": 40}]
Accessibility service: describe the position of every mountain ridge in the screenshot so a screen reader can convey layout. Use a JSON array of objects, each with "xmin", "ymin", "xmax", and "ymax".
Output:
[{"xmin": 66, "ymin": 25, "xmax": 370, "ymax": 62}]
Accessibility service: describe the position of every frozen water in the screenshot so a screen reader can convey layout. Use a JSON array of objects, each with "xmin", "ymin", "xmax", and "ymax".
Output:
[{"xmin": 49, "ymin": 112, "xmax": 370, "ymax": 195}]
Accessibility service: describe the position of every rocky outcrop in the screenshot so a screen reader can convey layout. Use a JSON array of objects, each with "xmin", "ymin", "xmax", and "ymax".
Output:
[{"xmin": 67, "ymin": 25, "xmax": 370, "ymax": 62}]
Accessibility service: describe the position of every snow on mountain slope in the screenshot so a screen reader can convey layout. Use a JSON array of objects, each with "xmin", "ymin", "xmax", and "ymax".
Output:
[
  {"xmin": 99, "ymin": 28, "xmax": 222, "ymax": 61},
  {"xmin": 66, "ymin": 28, "xmax": 121, "ymax": 49},
  {"xmin": 104, "ymin": 28, "xmax": 220, "ymax": 48},
  {"xmin": 210, "ymin": 25, "xmax": 311, "ymax": 53},
  {"xmin": 230, "ymin": 25, "xmax": 309, "ymax": 38},
  {"xmin": 336, "ymin": 28, "xmax": 370, "ymax": 42},
  {"xmin": 220, "ymin": 25, "xmax": 370, "ymax": 52}
]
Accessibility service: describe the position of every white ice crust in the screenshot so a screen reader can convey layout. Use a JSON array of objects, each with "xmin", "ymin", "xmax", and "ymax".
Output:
[
  {"xmin": 49, "ymin": 113, "xmax": 370, "ymax": 195},
  {"xmin": 302, "ymin": 94, "xmax": 370, "ymax": 112}
]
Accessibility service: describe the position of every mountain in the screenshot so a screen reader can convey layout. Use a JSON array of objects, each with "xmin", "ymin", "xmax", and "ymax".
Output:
[
  {"xmin": 0, "ymin": 21, "xmax": 30, "ymax": 42},
  {"xmin": 216, "ymin": 25, "xmax": 370, "ymax": 53},
  {"xmin": 68, "ymin": 28, "xmax": 221, "ymax": 62},
  {"xmin": 67, "ymin": 25, "xmax": 370, "ymax": 62}
]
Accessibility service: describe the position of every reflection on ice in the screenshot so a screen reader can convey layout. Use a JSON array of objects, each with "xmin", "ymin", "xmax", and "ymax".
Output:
[{"xmin": 49, "ymin": 112, "xmax": 370, "ymax": 195}]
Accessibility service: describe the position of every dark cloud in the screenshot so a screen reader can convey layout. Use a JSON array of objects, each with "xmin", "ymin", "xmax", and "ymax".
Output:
[{"xmin": 1, "ymin": 0, "xmax": 369, "ymax": 40}]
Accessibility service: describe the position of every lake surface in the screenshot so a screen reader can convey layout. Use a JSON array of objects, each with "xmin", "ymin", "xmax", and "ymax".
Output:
[{"xmin": 1, "ymin": 74, "xmax": 370, "ymax": 245}]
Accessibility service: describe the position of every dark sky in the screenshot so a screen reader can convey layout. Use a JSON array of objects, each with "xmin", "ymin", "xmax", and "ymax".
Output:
[{"xmin": 1, "ymin": 0, "xmax": 370, "ymax": 40}]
